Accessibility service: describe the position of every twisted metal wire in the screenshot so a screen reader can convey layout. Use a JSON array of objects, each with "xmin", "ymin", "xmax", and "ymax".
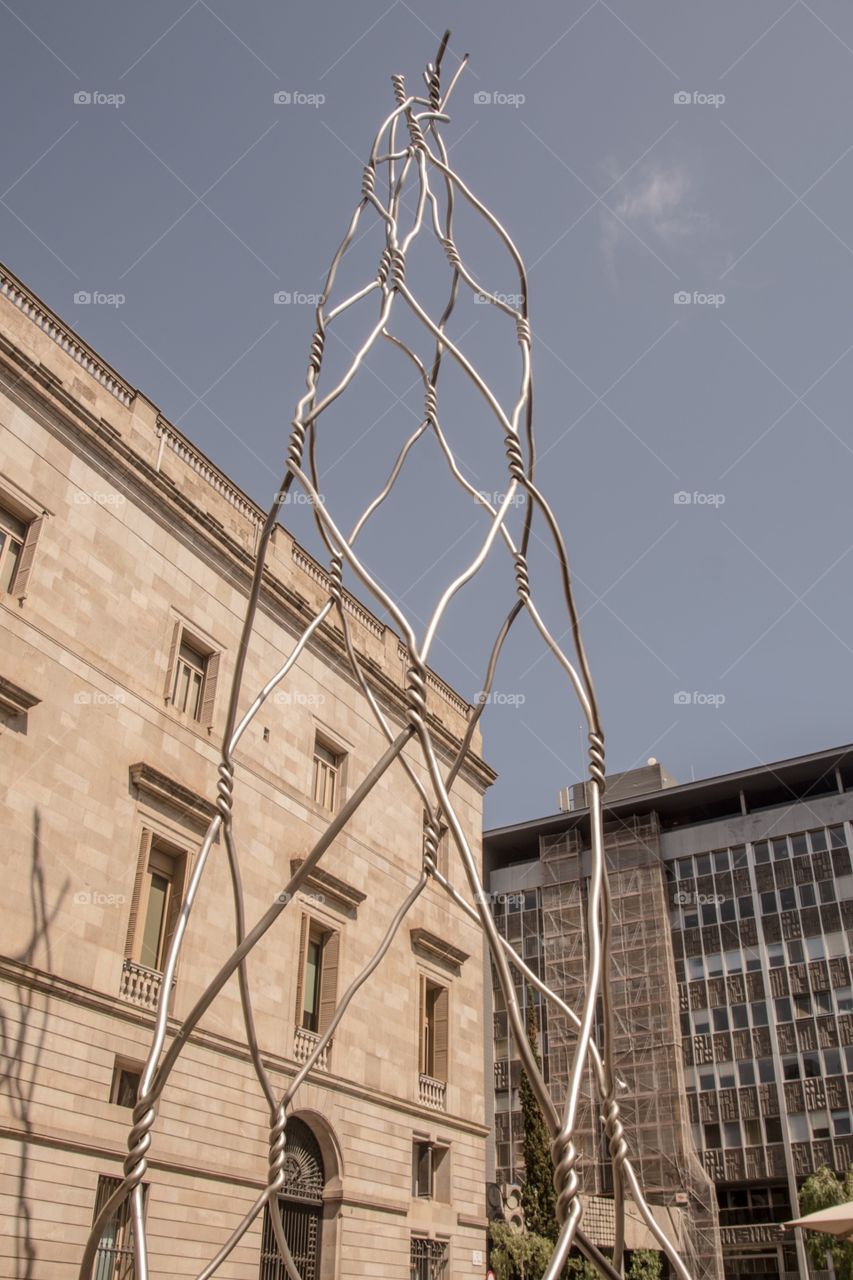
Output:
[{"xmin": 79, "ymin": 33, "xmax": 694, "ymax": 1280}]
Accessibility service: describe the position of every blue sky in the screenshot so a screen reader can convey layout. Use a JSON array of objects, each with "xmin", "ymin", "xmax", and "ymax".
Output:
[{"xmin": 3, "ymin": 1, "xmax": 852, "ymax": 826}]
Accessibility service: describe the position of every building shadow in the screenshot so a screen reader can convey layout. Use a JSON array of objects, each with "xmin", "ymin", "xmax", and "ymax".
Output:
[{"xmin": 0, "ymin": 810, "xmax": 68, "ymax": 1279}]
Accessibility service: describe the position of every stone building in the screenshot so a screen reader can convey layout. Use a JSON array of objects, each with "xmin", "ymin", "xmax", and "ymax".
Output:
[
  {"xmin": 485, "ymin": 749, "xmax": 853, "ymax": 1280},
  {"xmin": 0, "ymin": 261, "xmax": 494, "ymax": 1279}
]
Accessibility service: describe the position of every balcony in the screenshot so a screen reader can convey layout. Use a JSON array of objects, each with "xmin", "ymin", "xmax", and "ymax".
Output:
[
  {"xmin": 419, "ymin": 1073, "xmax": 447, "ymax": 1111},
  {"xmin": 120, "ymin": 959, "xmax": 168, "ymax": 1011},
  {"xmin": 293, "ymin": 1026, "xmax": 331, "ymax": 1071},
  {"xmin": 494, "ymin": 1060, "xmax": 508, "ymax": 1091}
]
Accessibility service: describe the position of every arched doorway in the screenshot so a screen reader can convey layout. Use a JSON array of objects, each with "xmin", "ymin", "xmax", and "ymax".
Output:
[{"xmin": 260, "ymin": 1117, "xmax": 325, "ymax": 1280}]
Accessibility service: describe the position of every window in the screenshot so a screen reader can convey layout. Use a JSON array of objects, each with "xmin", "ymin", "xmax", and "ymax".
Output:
[
  {"xmin": 757, "ymin": 1058, "xmax": 775, "ymax": 1083},
  {"xmin": 824, "ymin": 1049, "xmax": 842, "ymax": 1076},
  {"xmin": 704, "ymin": 1123, "xmax": 721, "ymax": 1149},
  {"xmin": 832, "ymin": 1111, "xmax": 852, "ymax": 1136},
  {"xmin": 765, "ymin": 1116, "xmax": 783, "ymax": 1143},
  {"xmin": 738, "ymin": 1061, "xmax": 755, "ymax": 1086},
  {"xmin": 774, "ymin": 997, "xmax": 792, "ymax": 1023},
  {"xmin": 712, "ymin": 1007, "xmax": 729, "ymax": 1032},
  {"xmin": 738, "ymin": 896, "xmax": 754, "ymax": 919},
  {"xmin": 779, "ymin": 887, "xmax": 796, "ymax": 911},
  {"xmin": 410, "ymin": 1236, "xmax": 449, "ymax": 1280},
  {"xmin": 744, "ymin": 1118, "xmax": 762, "ymax": 1145},
  {"xmin": 760, "ymin": 891, "xmax": 777, "ymax": 914},
  {"xmin": 165, "ymin": 622, "xmax": 219, "ymax": 727},
  {"xmin": 110, "ymin": 1061, "xmax": 142, "ymax": 1108},
  {"xmin": 411, "ymin": 1141, "xmax": 450, "ymax": 1200},
  {"xmin": 798, "ymin": 883, "xmax": 816, "ymax": 908},
  {"xmin": 693, "ymin": 1009, "xmax": 710, "ymax": 1035},
  {"xmin": 312, "ymin": 738, "xmax": 342, "ymax": 811},
  {"xmin": 419, "ymin": 977, "xmax": 449, "ymax": 1082},
  {"xmin": 731, "ymin": 1004, "xmax": 749, "ymax": 1029},
  {"xmin": 126, "ymin": 832, "xmax": 188, "ymax": 974},
  {"xmin": 296, "ymin": 917, "xmax": 340, "ymax": 1036},
  {"xmin": 91, "ymin": 1175, "xmax": 147, "ymax": 1279},
  {"xmin": 0, "ymin": 499, "xmax": 42, "ymax": 598},
  {"xmin": 752, "ymin": 1002, "xmax": 768, "ymax": 1026}
]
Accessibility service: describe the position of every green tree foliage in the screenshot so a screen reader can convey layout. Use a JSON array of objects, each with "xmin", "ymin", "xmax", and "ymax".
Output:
[
  {"xmin": 627, "ymin": 1248, "xmax": 663, "ymax": 1280},
  {"xmin": 520, "ymin": 999, "xmax": 558, "ymax": 1244},
  {"xmin": 488, "ymin": 1221, "xmax": 554, "ymax": 1280},
  {"xmin": 798, "ymin": 1163, "xmax": 853, "ymax": 1280}
]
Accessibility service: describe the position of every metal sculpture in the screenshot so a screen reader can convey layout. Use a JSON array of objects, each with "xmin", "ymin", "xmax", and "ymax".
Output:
[{"xmin": 80, "ymin": 32, "xmax": 694, "ymax": 1280}]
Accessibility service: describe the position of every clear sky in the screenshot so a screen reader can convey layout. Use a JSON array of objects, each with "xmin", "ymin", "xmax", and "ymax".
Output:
[{"xmin": 3, "ymin": 1, "xmax": 852, "ymax": 827}]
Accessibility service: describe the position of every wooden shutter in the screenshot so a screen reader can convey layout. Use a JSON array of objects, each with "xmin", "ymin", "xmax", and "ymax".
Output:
[
  {"xmin": 163, "ymin": 848, "xmax": 188, "ymax": 970},
  {"xmin": 433, "ymin": 984, "xmax": 449, "ymax": 1082},
  {"xmin": 418, "ymin": 974, "xmax": 426, "ymax": 1074},
  {"xmin": 164, "ymin": 621, "xmax": 182, "ymax": 699},
  {"xmin": 294, "ymin": 915, "xmax": 308, "ymax": 1027},
  {"xmin": 13, "ymin": 515, "xmax": 44, "ymax": 599},
  {"xmin": 125, "ymin": 829, "xmax": 153, "ymax": 959},
  {"xmin": 200, "ymin": 650, "xmax": 220, "ymax": 729},
  {"xmin": 317, "ymin": 929, "xmax": 340, "ymax": 1036}
]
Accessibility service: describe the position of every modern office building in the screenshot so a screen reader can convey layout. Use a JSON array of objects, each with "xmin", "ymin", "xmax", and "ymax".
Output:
[
  {"xmin": 0, "ymin": 261, "xmax": 494, "ymax": 1279},
  {"xmin": 485, "ymin": 750, "xmax": 853, "ymax": 1280}
]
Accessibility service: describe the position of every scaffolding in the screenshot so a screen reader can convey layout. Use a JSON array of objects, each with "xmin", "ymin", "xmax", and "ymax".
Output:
[{"xmin": 539, "ymin": 817, "xmax": 724, "ymax": 1280}]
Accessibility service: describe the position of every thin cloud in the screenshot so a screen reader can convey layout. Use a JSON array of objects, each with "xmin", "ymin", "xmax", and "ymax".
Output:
[{"xmin": 601, "ymin": 164, "xmax": 706, "ymax": 277}]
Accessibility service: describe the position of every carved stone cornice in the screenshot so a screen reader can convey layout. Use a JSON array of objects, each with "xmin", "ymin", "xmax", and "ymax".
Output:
[
  {"xmin": 290, "ymin": 858, "xmax": 367, "ymax": 916},
  {"xmin": 410, "ymin": 927, "xmax": 469, "ymax": 973},
  {"xmin": 129, "ymin": 761, "xmax": 216, "ymax": 830},
  {"xmin": 0, "ymin": 674, "xmax": 40, "ymax": 717}
]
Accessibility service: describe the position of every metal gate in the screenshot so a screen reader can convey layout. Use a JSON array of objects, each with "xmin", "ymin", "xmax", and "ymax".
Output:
[{"xmin": 259, "ymin": 1118, "xmax": 324, "ymax": 1280}]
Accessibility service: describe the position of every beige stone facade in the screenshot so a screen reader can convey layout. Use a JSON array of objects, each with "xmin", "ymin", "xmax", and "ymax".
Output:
[{"xmin": 0, "ymin": 263, "xmax": 494, "ymax": 1279}]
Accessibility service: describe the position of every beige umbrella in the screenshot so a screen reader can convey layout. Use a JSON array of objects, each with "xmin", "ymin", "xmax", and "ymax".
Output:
[{"xmin": 786, "ymin": 1203, "xmax": 853, "ymax": 1241}]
